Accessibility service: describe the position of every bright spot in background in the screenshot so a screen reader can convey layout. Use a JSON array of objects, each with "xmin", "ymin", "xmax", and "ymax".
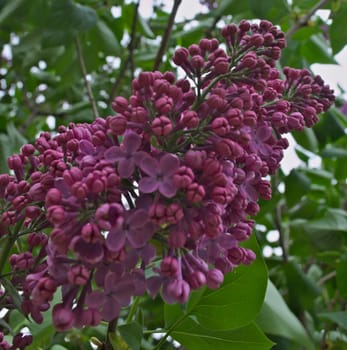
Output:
[
  {"xmin": 312, "ymin": 47, "xmax": 347, "ymax": 97},
  {"xmin": 139, "ymin": 0, "xmax": 206, "ymax": 19},
  {"xmin": 267, "ymin": 230, "xmax": 280, "ymax": 242}
]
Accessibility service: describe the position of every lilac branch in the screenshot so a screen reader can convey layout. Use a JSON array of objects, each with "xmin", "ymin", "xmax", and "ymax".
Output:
[
  {"xmin": 105, "ymin": 317, "xmax": 118, "ymax": 350},
  {"xmin": 153, "ymin": 0, "xmax": 182, "ymax": 71},
  {"xmin": 286, "ymin": 0, "xmax": 331, "ymax": 38},
  {"xmin": 0, "ymin": 235, "xmax": 16, "ymax": 277},
  {"xmin": 205, "ymin": 15, "xmax": 222, "ymax": 39},
  {"xmin": 109, "ymin": 2, "xmax": 140, "ymax": 102},
  {"xmin": 74, "ymin": 36, "xmax": 99, "ymax": 119}
]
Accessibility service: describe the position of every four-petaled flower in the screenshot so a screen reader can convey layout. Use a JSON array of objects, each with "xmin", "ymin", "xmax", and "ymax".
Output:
[
  {"xmin": 104, "ymin": 131, "xmax": 144, "ymax": 178},
  {"xmin": 87, "ymin": 271, "xmax": 135, "ymax": 322},
  {"xmin": 106, "ymin": 209, "xmax": 154, "ymax": 251},
  {"xmin": 139, "ymin": 154, "xmax": 180, "ymax": 198}
]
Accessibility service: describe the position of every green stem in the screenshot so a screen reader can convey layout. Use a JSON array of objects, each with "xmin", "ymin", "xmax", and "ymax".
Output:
[
  {"xmin": 0, "ymin": 234, "xmax": 16, "ymax": 276},
  {"xmin": 74, "ymin": 36, "xmax": 99, "ymax": 119},
  {"xmin": 105, "ymin": 318, "xmax": 118, "ymax": 350},
  {"xmin": 143, "ymin": 329, "xmax": 165, "ymax": 335},
  {"xmin": 191, "ymin": 71, "xmax": 237, "ymax": 110},
  {"xmin": 286, "ymin": 0, "xmax": 330, "ymax": 38},
  {"xmin": 126, "ymin": 296, "xmax": 141, "ymax": 324},
  {"xmin": 152, "ymin": 314, "xmax": 187, "ymax": 350}
]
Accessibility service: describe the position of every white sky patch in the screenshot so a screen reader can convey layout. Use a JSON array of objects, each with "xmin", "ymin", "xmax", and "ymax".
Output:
[
  {"xmin": 281, "ymin": 134, "xmax": 303, "ymax": 175},
  {"xmin": 111, "ymin": 6, "xmax": 121, "ymax": 18},
  {"xmin": 312, "ymin": 46, "xmax": 347, "ymax": 97},
  {"xmin": 267, "ymin": 230, "xmax": 280, "ymax": 242},
  {"xmin": 139, "ymin": 0, "xmax": 154, "ymax": 18},
  {"xmin": 162, "ymin": 0, "xmax": 207, "ymax": 20},
  {"xmin": 46, "ymin": 116, "xmax": 56, "ymax": 129},
  {"xmin": 263, "ymin": 245, "xmax": 273, "ymax": 257},
  {"xmin": 273, "ymin": 247, "xmax": 283, "ymax": 257}
]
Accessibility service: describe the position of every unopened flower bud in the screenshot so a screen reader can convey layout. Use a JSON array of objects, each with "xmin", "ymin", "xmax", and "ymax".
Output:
[
  {"xmin": 206, "ymin": 268, "xmax": 224, "ymax": 289},
  {"xmin": 152, "ymin": 116, "xmax": 173, "ymax": 136},
  {"xmin": 161, "ymin": 256, "xmax": 179, "ymax": 277}
]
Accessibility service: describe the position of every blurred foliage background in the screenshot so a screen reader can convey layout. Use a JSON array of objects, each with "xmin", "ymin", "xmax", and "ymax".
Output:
[{"xmin": 1, "ymin": 0, "xmax": 347, "ymax": 349}]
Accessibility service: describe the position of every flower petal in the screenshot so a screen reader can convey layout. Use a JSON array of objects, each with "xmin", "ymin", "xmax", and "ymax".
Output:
[
  {"xmin": 140, "ymin": 156, "xmax": 158, "ymax": 176},
  {"xmin": 127, "ymin": 226, "xmax": 153, "ymax": 248},
  {"xmin": 104, "ymin": 146, "xmax": 125, "ymax": 161},
  {"xmin": 133, "ymin": 151, "xmax": 148, "ymax": 165},
  {"xmin": 104, "ymin": 271, "xmax": 122, "ymax": 292},
  {"xmin": 146, "ymin": 276, "xmax": 162, "ymax": 297},
  {"xmin": 128, "ymin": 209, "xmax": 148, "ymax": 228},
  {"xmin": 159, "ymin": 180, "xmax": 177, "ymax": 198},
  {"xmin": 256, "ymin": 124, "xmax": 272, "ymax": 141},
  {"xmin": 86, "ymin": 291, "xmax": 104, "ymax": 308},
  {"xmin": 102, "ymin": 297, "xmax": 120, "ymax": 321},
  {"xmin": 159, "ymin": 153, "xmax": 180, "ymax": 176},
  {"xmin": 80, "ymin": 140, "xmax": 94, "ymax": 155},
  {"xmin": 113, "ymin": 278, "xmax": 135, "ymax": 306},
  {"xmin": 138, "ymin": 177, "xmax": 158, "ymax": 193},
  {"xmin": 118, "ymin": 159, "xmax": 135, "ymax": 178},
  {"xmin": 106, "ymin": 229, "xmax": 126, "ymax": 252},
  {"xmin": 73, "ymin": 239, "xmax": 104, "ymax": 264},
  {"xmin": 123, "ymin": 131, "xmax": 142, "ymax": 154}
]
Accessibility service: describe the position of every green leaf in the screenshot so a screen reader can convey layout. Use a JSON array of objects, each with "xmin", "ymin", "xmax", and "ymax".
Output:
[
  {"xmin": 304, "ymin": 208, "xmax": 347, "ymax": 234},
  {"xmin": 319, "ymin": 312, "xmax": 347, "ymax": 331},
  {"xmin": 0, "ymin": 123, "xmax": 27, "ymax": 172},
  {"xmin": 212, "ymin": 0, "xmax": 251, "ymax": 18},
  {"xmin": 26, "ymin": 323, "xmax": 55, "ymax": 350},
  {"xmin": 138, "ymin": 13, "xmax": 154, "ymax": 38},
  {"xmin": 292, "ymin": 128, "xmax": 318, "ymax": 153},
  {"xmin": 292, "ymin": 0, "xmax": 322, "ymax": 9},
  {"xmin": 291, "ymin": 26, "xmax": 320, "ymax": 40},
  {"xmin": 0, "ymin": 0, "xmax": 25, "ymax": 23},
  {"xmin": 337, "ymin": 255, "xmax": 347, "ymax": 299},
  {"xmin": 51, "ymin": 0, "xmax": 97, "ymax": 32},
  {"xmin": 300, "ymin": 35, "xmax": 337, "ymax": 64},
  {"xmin": 284, "ymin": 169, "xmax": 311, "ymax": 207},
  {"xmin": 9, "ymin": 310, "xmax": 27, "ymax": 333},
  {"xmin": 1, "ymin": 278, "xmax": 23, "ymax": 314},
  {"xmin": 330, "ymin": 3, "xmax": 347, "ymax": 54},
  {"xmin": 171, "ymin": 319, "xmax": 273, "ymax": 350},
  {"xmin": 248, "ymin": 0, "xmax": 289, "ymax": 21},
  {"xmin": 0, "ymin": 318, "xmax": 13, "ymax": 335},
  {"xmin": 291, "ymin": 208, "xmax": 347, "ymax": 253},
  {"xmin": 165, "ymin": 303, "xmax": 185, "ymax": 328},
  {"xmin": 256, "ymin": 280, "xmax": 315, "ymax": 350},
  {"xmin": 51, "ymin": 346, "xmax": 69, "ymax": 350},
  {"xmin": 314, "ymin": 108, "xmax": 346, "ymax": 146},
  {"xmin": 302, "ymin": 168, "xmax": 334, "ymax": 187},
  {"xmin": 42, "ymin": 0, "xmax": 97, "ymax": 45},
  {"xmin": 88, "ymin": 19, "xmax": 121, "ymax": 56},
  {"xmin": 185, "ymin": 235, "xmax": 267, "ymax": 330},
  {"xmin": 321, "ymin": 146, "xmax": 347, "ymax": 158},
  {"xmin": 284, "ymin": 261, "xmax": 321, "ymax": 311},
  {"xmin": 335, "ymin": 156, "xmax": 347, "ymax": 181},
  {"xmin": 118, "ymin": 322, "xmax": 143, "ymax": 350}
]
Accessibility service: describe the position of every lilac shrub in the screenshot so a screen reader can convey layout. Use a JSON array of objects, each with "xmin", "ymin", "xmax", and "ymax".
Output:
[{"xmin": 0, "ymin": 20, "xmax": 334, "ymax": 344}]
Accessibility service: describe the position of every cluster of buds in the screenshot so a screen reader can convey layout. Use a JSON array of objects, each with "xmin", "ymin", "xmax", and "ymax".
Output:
[
  {"xmin": 0, "ymin": 20, "xmax": 334, "ymax": 339},
  {"xmin": 0, "ymin": 332, "xmax": 32, "ymax": 350}
]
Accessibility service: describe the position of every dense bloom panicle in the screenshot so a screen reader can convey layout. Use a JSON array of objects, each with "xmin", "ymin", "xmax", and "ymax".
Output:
[{"xmin": 0, "ymin": 19, "xmax": 334, "ymax": 341}]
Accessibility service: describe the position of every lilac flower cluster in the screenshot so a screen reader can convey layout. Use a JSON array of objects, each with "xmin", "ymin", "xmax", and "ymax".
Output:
[{"xmin": 0, "ymin": 20, "xmax": 334, "ymax": 336}]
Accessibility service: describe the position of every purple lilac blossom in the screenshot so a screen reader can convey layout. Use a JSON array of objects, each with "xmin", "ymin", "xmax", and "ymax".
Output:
[{"xmin": 0, "ymin": 19, "xmax": 334, "ymax": 342}]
